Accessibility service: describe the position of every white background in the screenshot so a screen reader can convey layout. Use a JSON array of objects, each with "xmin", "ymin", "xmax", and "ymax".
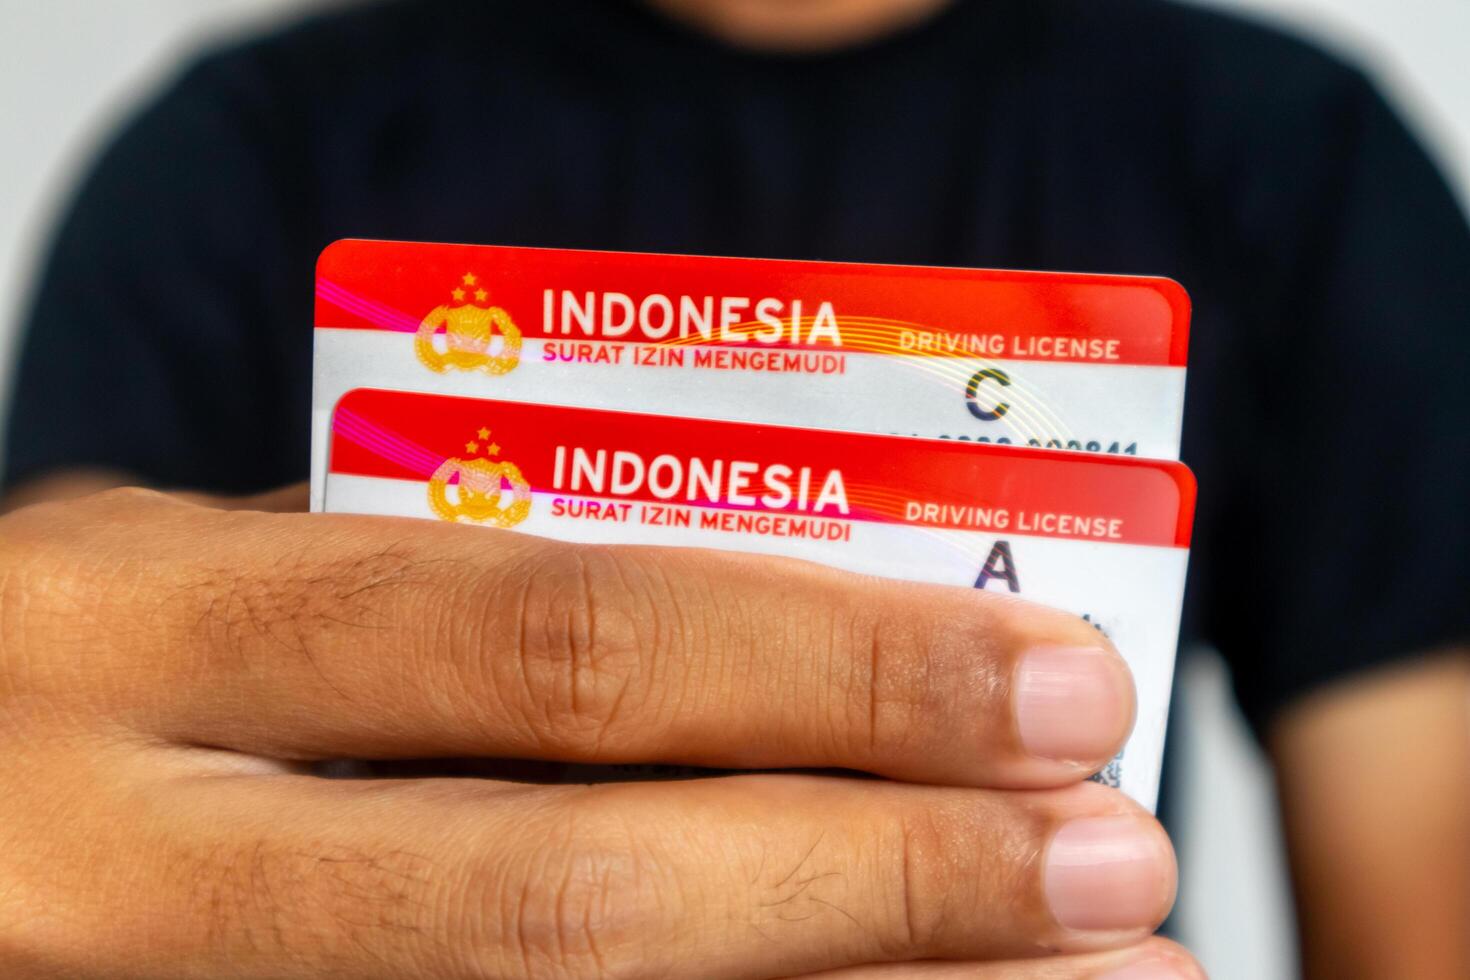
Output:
[{"xmin": 1, "ymin": 2, "xmax": 1466, "ymax": 978}]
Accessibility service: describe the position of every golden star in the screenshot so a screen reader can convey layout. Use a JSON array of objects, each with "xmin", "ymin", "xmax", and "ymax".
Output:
[
  {"xmin": 462, "ymin": 273, "xmax": 478, "ymax": 286},
  {"xmin": 465, "ymin": 440, "xmax": 479, "ymax": 453},
  {"xmin": 474, "ymin": 288, "xmax": 489, "ymax": 303},
  {"xmin": 487, "ymin": 442, "xmax": 501, "ymax": 456},
  {"xmin": 477, "ymin": 427, "xmax": 491, "ymax": 440},
  {"xmin": 452, "ymin": 288, "xmax": 466, "ymax": 302}
]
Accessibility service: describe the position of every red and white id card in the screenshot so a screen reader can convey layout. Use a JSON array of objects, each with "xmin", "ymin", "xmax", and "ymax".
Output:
[
  {"xmin": 320, "ymin": 388, "xmax": 1196, "ymax": 810},
  {"xmin": 312, "ymin": 241, "xmax": 1190, "ymax": 512}
]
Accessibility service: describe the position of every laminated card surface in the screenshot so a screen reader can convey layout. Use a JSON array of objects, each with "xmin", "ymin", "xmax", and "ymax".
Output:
[
  {"xmin": 320, "ymin": 388, "xmax": 1196, "ymax": 810},
  {"xmin": 313, "ymin": 241, "xmax": 1190, "ymax": 511}
]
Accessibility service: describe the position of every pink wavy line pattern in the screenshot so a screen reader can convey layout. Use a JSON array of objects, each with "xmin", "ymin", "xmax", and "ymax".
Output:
[
  {"xmin": 317, "ymin": 279, "xmax": 423, "ymax": 333},
  {"xmin": 331, "ymin": 405, "xmax": 905, "ymax": 524},
  {"xmin": 332, "ymin": 407, "xmax": 445, "ymax": 478}
]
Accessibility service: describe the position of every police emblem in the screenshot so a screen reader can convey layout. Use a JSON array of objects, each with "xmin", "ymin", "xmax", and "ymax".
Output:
[
  {"xmin": 427, "ymin": 427, "xmax": 532, "ymax": 527},
  {"xmin": 415, "ymin": 273, "xmax": 522, "ymax": 375}
]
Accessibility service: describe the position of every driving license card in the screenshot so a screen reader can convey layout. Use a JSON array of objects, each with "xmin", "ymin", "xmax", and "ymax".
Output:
[
  {"xmin": 312, "ymin": 240, "xmax": 1190, "ymax": 511},
  {"xmin": 319, "ymin": 387, "xmax": 1196, "ymax": 810}
]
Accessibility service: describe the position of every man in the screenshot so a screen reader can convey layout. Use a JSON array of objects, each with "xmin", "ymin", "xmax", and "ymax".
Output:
[{"xmin": 3, "ymin": 0, "xmax": 1466, "ymax": 977}]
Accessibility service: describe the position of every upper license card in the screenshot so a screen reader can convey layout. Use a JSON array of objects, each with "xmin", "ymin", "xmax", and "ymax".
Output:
[
  {"xmin": 320, "ymin": 387, "xmax": 1196, "ymax": 810},
  {"xmin": 312, "ymin": 240, "xmax": 1190, "ymax": 511}
]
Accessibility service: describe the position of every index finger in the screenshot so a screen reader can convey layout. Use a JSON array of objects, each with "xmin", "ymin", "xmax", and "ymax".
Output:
[{"xmin": 30, "ymin": 493, "xmax": 1134, "ymax": 788}]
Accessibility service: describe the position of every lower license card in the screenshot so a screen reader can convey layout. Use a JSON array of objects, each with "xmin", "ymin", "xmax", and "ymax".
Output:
[{"xmin": 320, "ymin": 387, "xmax": 1196, "ymax": 810}]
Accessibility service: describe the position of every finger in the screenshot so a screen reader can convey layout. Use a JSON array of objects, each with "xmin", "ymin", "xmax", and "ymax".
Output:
[
  {"xmin": 782, "ymin": 939, "xmax": 1204, "ymax": 978},
  {"xmin": 48, "ymin": 771, "xmax": 1174, "ymax": 979},
  {"xmin": 171, "ymin": 514, "xmax": 1132, "ymax": 786},
  {"xmin": 33, "ymin": 496, "xmax": 1133, "ymax": 786}
]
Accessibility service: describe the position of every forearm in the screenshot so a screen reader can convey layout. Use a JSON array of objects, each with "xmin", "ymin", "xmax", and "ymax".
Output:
[{"xmin": 1271, "ymin": 651, "xmax": 1470, "ymax": 980}]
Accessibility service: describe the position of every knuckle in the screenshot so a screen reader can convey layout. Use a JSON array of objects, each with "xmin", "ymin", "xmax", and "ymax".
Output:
[
  {"xmin": 879, "ymin": 797, "xmax": 1051, "ymax": 959},
  {"xmin": 492, "ymin": 804, "xmax": 677, "ymax": 979},
  {"xmin": 844, "ymin": 604, "xmax": 954, "ymax": 759},
  {"xmin": 877, "ymin": 805, "xmax": 951, "ymax": 955},
  {"xmin": 872, "ymin": 797, "xmax": 1021, "ymax": 959},
  {"xmin": 490, "ymin": 545, "xmax": 659, "ymax": 748}
]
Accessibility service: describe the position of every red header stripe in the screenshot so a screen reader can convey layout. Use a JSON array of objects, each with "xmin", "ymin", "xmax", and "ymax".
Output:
[
  {"xmin": 329, "ymin": 389, "xmax": 1196, "ymax": 548},
  {"xmin": 316, "ymin": 240, "xmax": 1190, "ymax": 367}
]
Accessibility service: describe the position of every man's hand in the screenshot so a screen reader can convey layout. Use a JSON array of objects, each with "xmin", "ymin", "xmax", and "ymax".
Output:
[{"xmin": 0, "ymin": 487, "xmax": 1197, "ymax": 979}]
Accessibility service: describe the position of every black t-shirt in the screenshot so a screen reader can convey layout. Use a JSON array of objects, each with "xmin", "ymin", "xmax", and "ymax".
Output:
[{"xmin": 6, "ymin": 0, "xmax": 1469, "ymax": 739}]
